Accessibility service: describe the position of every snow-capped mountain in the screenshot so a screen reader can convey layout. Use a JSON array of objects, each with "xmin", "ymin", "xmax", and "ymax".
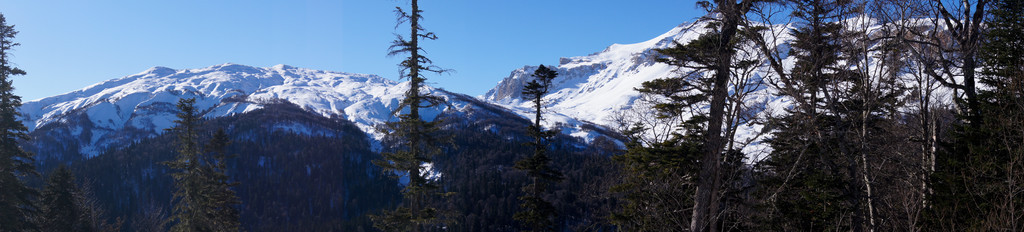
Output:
[
  {"xmin": 20, "ymin": 64, "xmax": 405, "ymax": 156},
  {"xmin": 20, "ymin": 63, "xmax": 616, "ymax": 158}
]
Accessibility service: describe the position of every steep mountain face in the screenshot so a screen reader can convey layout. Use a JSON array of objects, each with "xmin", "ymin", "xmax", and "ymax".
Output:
[
  {"xmin": 21, "ymin": 63, "xmax": 616, "ymax": 160},
  {"xmin": 484, "ymin": 23, "xmax": 690, "ymax": 117}
]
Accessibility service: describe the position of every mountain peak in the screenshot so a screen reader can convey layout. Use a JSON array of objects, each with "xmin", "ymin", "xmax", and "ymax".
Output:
[
  {"xmin": 271, "ymin": 64, "xmax": 295, "ymax": 70},
  {"xmin": 143, "ymin": 66, "xmax": 176, "ymax": 76}
]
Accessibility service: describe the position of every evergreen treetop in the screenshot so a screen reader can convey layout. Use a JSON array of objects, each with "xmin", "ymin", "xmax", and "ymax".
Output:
[{"xmin": 0, "ymin": 12, "xmax": 39, "ymax": 232}]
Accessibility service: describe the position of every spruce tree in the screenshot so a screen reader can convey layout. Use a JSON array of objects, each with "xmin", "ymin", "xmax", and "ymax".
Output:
[
  {"xmin": 755, "ymin": 0, "xmax": 892, "ymax": 230},
  {"xmin": 759, "ymin": 1, "xmax": 849, "ymax": 230},
  {"xmin": 165, "ymin": 98, "xmax": 240, "ymax": 232},
  {"xmin": 979, "ymin": 0, "xmax": 1023, "ymax": 84},
  {"xmin": 371, "ymin": 0, "xmax": 452, "ymax": 231},
  {"xmin": 513, "ymin": 65, "xmax": 563, "ymax": 231},
  {"xmin": 0, "ymin": 13, "xmax": 39, "ymax": 232},
  {"xmin": 203, "ymin": 129, "xmax": 240, "ymax": 232},
  {"xmin": 165, "ymin": 98, "xmax": 211, "ymax": 232},
  {"xmin": 38, "ymin": 165, "xmax": 88, "ymax": 232}
]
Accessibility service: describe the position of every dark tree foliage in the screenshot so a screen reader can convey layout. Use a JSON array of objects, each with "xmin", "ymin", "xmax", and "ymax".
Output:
[
  {"xmin": 164, "ymin": 98, "xmax": 241, "ymax": 232},
  {"xmin": 685, "ymin": 1, "xmax": 760, "ymax": 230},
  {"xmin": 60, "ymin": 97, "xmax": 617, "ymax": 231},
  {"xmin": 926, "ymin": 0, "xmax": 1024, "ymax": 230},
  {"xmin": 37, "ymin": 165, "xmax": 122, "ymax": 232},
  {"xmin": 979, "ymin": 0, "xmax": 1024, "ymax": 85},
  {"xmin": 755, "ymin": 0, "xmax": 910, "ymax": 231},
  {"xmin": 427, "ymin": 100, "xmax": 620, "ymax": 231},
  {"xmin": 513, "ymin": 65, "xmax": 564, "ymax": 231},
  {"xmin": 372, "ymin": 0, "xmax": 454, "ymax": 231},
  {"xmin": 610, "ymin": 121, "xmax": 701, "ymax": 230},
  {"xmin": 164, "ymin": 98, "xmax": 212, "ymax": 231},
  {"xmin": 611, "ymin": 22, "xmax": 762, "ymax": 230},
  {"xmin": 38, "ymin": 165, "xmax": 88, "ymax": 232},
  {"xmin": 609, "ymin": 33, "xmax": 720, "ymax": 227},
  {"xmin": 757, "ymin": 0, "xmax": 856, "ymax": 230},
  {"xmin": 203, "ymin": 129, "xmax": 241, "ymax": 231},
  {"xmin": 0, "ymin": 13, "xmax": 39, "ymax": 232},
  {"xmin": 74, "ymin": 102, "xmax": 402, "ymax": 231}
]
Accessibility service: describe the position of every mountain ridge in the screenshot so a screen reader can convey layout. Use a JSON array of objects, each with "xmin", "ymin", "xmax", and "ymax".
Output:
[{"xmin": 20, "ymin": 62, "xmax": 618, "ymax": 158}]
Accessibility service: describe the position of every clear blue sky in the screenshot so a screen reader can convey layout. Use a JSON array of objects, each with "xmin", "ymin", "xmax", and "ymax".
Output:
[{"xmin": 2, "ymin": 0, "xmax": 703, "ymax": 101}]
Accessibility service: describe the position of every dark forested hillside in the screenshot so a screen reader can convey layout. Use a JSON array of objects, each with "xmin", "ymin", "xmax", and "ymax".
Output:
[
  {"xmin": 70, "ymin": 103, "xmax": 402, "ymax": 231},
  {"xmin": 429, "ymin": 104, "xmax": 621, "ymax": 231},
  {"xmin": 57, "ymin": 101, "xmax": 622, "ymax": 231}
]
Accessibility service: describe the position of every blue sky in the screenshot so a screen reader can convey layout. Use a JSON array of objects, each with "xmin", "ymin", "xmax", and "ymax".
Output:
[{"xmin": 2, "ymin": 0, "xmax": 703, "ymax": 101}]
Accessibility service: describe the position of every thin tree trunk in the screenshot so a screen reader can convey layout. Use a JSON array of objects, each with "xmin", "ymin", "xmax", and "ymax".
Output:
[{"xmin": 409, "ymin": 1, "xmax": 422, "ymax": 231}]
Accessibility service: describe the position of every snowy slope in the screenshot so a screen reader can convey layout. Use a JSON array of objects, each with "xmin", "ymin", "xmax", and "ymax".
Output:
[
  {"xmin": 484, "ymin": 21, "xmax": 793, "ymax": 156},
  {"xmin": 20, "ymin": 64, "xmax": 500, "ymax": 156}
]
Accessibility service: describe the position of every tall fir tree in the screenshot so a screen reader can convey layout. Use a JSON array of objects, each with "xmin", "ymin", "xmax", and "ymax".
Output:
[
  {"xmin": 513, "ymin": 65, "xmax": 564, "ymax": 231},
  {"xmin": 203, "ymin": 129, "xmax": 241, "ymax": 232},
  {"xmin": 371, "ymin": 0, "xmax": 452, "ymax": 231},
  {"xmin": 0, "ymin": 13, "xmax": 39, "ymax": 232},
  {"xmin": 165, "ymin": 98, "xmax": 211, "ymax": 232},
  {"xmin": 164, "ymin": 98, "xmax": 240, "ymax": 232}
]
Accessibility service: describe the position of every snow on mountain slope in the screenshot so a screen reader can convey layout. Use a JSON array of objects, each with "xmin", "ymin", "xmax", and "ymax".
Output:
[
  {"xmin": 484, "ymin": 21, "xmax": 783, "ymax": 155},
  {"xmin": 21, "ymin": 64, "xmax": 458, "ymax": 156},
  {"xmin": 484, "ymin": 21, "xmax": 738, "ymax": 128}
]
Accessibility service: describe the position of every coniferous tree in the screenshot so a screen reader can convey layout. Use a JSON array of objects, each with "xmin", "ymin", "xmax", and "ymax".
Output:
[
  {"xmin": 38, "ymin": 165, "xmax": 88, "ymax": 232},
  {"xmin": 755, "ymin": 0, "xmax": 895, "ymax": 230},
  {"xmin": 203, "ymin": 129, "xmax": 240, "ymax": 231},
  {"xmin": 165, "ymin": 98, "xmax": 240, "ymax": 232},
  {"xmin": 0, "ymin": 13, "xmax": 39, "ymax": 232},
  {"xmin": 979, "ymin": 0, "xmax": 1023, "ymax": 88},
  {"xmin": 611, "ymin": 22, "xmax": 767, "ymax": 228},
  {"xmin": 759, "ymin": 1, "xmax": 849, "ymax": 230},
  {"xmin": 513, "ymin": 65, "xmax": 563, "ymax": 231},
  {"xmin": 682, "ymin": 1, "xmax": 760, "ymax": 230},
  {"xmin": 165, "ymin": 98, "xmax": 211, "ymax": 232},
  {"xmin": 609, "ymin": 32, "xmax": 720, "ymax": 230},
  {"xmin": 371, "ymin": 0, "xmax": 452, "ymax": 231},
  {"xmin": 976, "ymin": 1, "xmax": 1024, "ymax": 228},
  {"xmin": 610, "ymin": 121, "xmax": 702, "ymax": 230}
]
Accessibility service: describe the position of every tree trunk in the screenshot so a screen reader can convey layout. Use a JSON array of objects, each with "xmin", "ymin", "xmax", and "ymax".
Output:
[{"xmin": 691, "ymin": 7, "xmax": 739, "ymax": 232}]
